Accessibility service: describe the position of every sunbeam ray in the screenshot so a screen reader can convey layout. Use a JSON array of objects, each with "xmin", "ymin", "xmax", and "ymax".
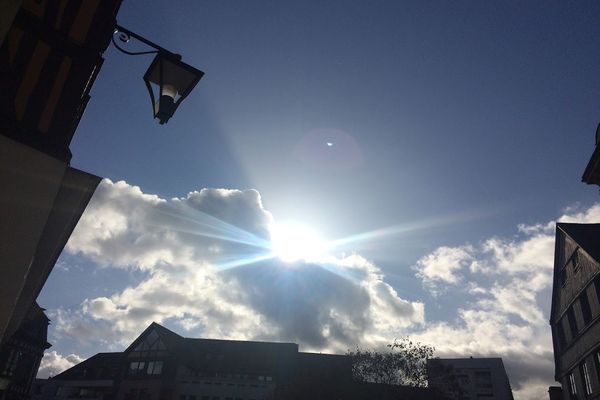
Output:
[
  {"xmin": 146, "ymin": 202, "xmax": 273, "ymax": 250},
  {"xmin": 326, "ymin": 210, "xmax": 489, "ymax": 251}
]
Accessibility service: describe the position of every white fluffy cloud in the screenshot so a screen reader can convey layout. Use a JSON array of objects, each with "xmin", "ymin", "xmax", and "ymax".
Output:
[
  {"xmin": 37, "ymin": 351, "xmax": 83, "ymax": 378},
  {"xmin": 49, "ymin": 179, "xmax": 600, "ymax": 400},
  {"xmin": 60, "ymin": 179, "xmax": 424, "ymax": 354},
  {"xmin": 415, "ymin": 245, "xmax": 474, "ymax": 285},
  {"xmin": 411, "ymin": 203, "xmax": 600, "ymax": 399}
]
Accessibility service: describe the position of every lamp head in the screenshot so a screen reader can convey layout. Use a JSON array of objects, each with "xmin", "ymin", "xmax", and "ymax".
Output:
[{"xmin": 143, "ymin": 53, "xmax": 204, "ymax": 124}]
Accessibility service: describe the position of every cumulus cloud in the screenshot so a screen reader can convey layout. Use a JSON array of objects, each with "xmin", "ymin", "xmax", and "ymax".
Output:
[
  {"xmin": 414, "ymin": 245, "xmax": 474, "ymax": 285},
  {"xmin": 37, "ymin": 351, "xmax": 83, "ymax": 378},
  {"xmin": 60, "ymin": 179, "xmax": 424, "ymax": 353},
  {"xmin": 51, "ymin": 179, "xmax": 600, "ymax": 400},
  {"xmin": 411, "ymin": 203, "xmax": 600, "ymax": 399}
]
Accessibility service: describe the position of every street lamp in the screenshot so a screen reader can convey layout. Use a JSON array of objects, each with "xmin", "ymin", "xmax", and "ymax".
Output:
[{"xmin": 112, "ymin": 24, "xmax": 205, "ymax": 124}]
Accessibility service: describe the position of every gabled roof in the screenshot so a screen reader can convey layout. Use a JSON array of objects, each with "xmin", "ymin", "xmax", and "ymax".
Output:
[
  {"xmin": 53, "ymin": 352, "xmax": 123, "ymax": 380},
  {"xmin": 550, "ymin": 223, "xmax": 600, "ymax": 380},
  {"xmin": 123, "ymin": 322, "xmax": 182, "ymax": 354},
  {"xmin": 557, "ymin": 223, "xmax": 600, "ymax": 263},
  {"xmin": 548, "ymin": 223, "xmax": 600, "ymax": 323},
  {"xmin": 582, "ymin": 124, "xmax": 600, "ymax": 186},
  {"xmin": 123, "ymin": 322, "xmax": 298, "ymax": 375}
]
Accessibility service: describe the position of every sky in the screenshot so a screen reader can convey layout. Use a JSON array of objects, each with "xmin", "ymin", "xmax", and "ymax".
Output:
[{"xmin": 35, "ymin": 1, "xmax": 600, "ymax": 399}]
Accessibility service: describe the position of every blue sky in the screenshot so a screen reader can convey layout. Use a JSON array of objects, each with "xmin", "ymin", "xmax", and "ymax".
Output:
[{"xmin": 37, "ymin": 2, "xmax": 600, "ymax": 399}]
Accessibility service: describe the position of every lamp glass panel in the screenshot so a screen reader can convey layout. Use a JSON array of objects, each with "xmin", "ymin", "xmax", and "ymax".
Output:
[{"xmin": 145, "ymin": 56, "xmax": 200, "ymax": 98}]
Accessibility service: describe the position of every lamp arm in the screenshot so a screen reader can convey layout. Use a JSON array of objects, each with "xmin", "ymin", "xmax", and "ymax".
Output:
[{"xmin": 112, "ymin": 24, "xmax": 181, "ymax": 60}]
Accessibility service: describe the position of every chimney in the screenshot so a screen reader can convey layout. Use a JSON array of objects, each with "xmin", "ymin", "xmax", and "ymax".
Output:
[{"xmin": 548, "ymin": 386, "xmax": 562, "ymax": 400}]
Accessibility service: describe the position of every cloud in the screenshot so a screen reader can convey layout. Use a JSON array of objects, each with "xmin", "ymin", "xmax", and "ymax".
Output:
[
  {"xmin": 37, "ymin": 351, "xmax": 83, "ymax": 378},
  {"xmin": 52, "ymin": 179, "xmax": 600, "ymax": 400},
  {"xmin": 59, "ymin": 179, "xmax": 424, "ymax": 353},
  {"xmin": 414, "ymin": 245, "xmax": 474, "ymax": 285},
  {"xmin": 557, "ymin": 203, "xmax": 600, "ymax": 223},
  {"xmin": 411, "ymin": 203, "xmax": 600, "ymax": 399},
  {"xmin": 512, "ymin": 380, "xmax": 555, "ymax": 400}
]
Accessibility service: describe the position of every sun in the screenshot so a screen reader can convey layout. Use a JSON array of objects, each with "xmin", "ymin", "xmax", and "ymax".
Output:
[{"xmin": 269, "ymin": 222, "xmax": 328, "ymax": 262}]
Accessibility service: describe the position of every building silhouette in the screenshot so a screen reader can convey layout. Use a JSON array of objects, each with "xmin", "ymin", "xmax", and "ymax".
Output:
[
  {"xmin": 0, "ymin": 0, "xmax": 123, "ymax": 346},
  {"xmin": 32, "ymin": 323, "xmax": 445, "ymax": 400},
  {"xmin": 582, "ymin": 124, "xmax": 600, "ymax": 186},
  {"xmin": 0, "ymin": 303, "xmax": 50, "ymax": 400},
  {"xmin": 427, "ymin": 358, "xmax": 513, "ymax": 400},
  {"xmin": 550, "ymin": 223, "xmax": 600, "ymax": 400}
]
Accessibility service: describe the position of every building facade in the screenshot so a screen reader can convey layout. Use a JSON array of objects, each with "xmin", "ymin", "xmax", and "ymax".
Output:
[
  {"xmin": 0, "ymin": 0, "xmax": 124, "ymax": 346},
  {"xmin": 550, "ymin": 223, "xmax": 600, "ymax": 400},
  {"xmin": 427, "ymin": 358, "xmax": 514, "ymax": 400},
  {"xmin": 33, "ymin": 323, "xmax": 444, "ymax": 400},
  {"xmin": 0, "ymin": 303, "xmax": 50, "ymax": 400}
]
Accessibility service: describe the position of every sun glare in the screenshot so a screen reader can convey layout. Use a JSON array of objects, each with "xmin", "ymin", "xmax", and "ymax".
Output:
[{"xmin": 269, "ymin": 222, "xmax": 328, "ymax": 262}]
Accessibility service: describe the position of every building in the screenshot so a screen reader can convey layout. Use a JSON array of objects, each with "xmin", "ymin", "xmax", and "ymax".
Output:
[
  {"xmin": 0, "ymin": 0, "xmax": 123, "ymax": 345},
  {"xmin": 582, "ymin": 124, "xmax": 600, "ymax": 186},
  {"xmin": 0, "ymin": 302, "xmax": 50, "ymax": 400},
  {"xmin": 32, "ymin": 322, "xmax": 445, "ymax": 400},
  {"xmin": 427, "ymin": 358, "xmax": 514, "ymax": 400},
  {"xmin": 550, "ymin": 223, "xmax": 600, "ymax": 400},
  {"xmin": 32, "ymin": 352, "xmax": 122, "ymax": 400}
]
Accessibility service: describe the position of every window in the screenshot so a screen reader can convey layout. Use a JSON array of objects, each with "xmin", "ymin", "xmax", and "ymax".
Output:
[
  {"xmin": 266, "ymin": 376, "xmax": 273, "ymax": 382},
  {"xmin": 131, "ymin": 328, "xmax": 167, "ymax": 357},
  {"xmin": 129, "ymin": 361, "xmax": 146, "ymax": 376},
  {"xmin": 569, "ymin": 372, "xmax": 578, "ymax": 399},
  {"xmin": 475, "ymin": 371, "xmax": 492, "ymax": 389},
  {"xmin": 567, "ymin": 307, "xmax": 579, "ymax": 338},
  {"xmin": 580, "ymin": 293, "xmax": 593, "ymax": 326},
  {"xmin": 147, "ymin": 361, "xmax": 163, "ymax": 375},
  {"xmin": 561, "ymin": 268, "xmax": 568, "ymax": 286},
  {"xmin": 582, "ymin": 362, "xmax": 592, "ymax": 395},
  {"xmin": 573, "ymin": 250, "xmax": 581, "ymax": 273}
]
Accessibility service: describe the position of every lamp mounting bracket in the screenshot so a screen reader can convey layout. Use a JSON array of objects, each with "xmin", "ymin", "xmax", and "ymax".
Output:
[{"xmin": 112, "ymin": 24, "xmax": 181, "ymax": 60}]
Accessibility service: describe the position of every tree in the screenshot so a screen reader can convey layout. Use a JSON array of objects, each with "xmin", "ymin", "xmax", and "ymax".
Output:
[{"xmin": 347, "ymin": 337, "xmax": 434, "ymax": 387}]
